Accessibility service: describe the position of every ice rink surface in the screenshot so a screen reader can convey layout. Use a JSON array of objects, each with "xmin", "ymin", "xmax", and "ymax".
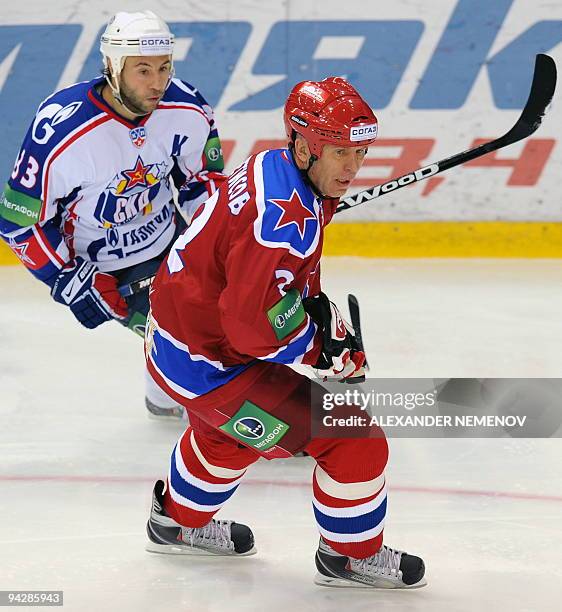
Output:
[{"xmin": 1, "ymin": 258, "xmax": 561, "ymax": 612}]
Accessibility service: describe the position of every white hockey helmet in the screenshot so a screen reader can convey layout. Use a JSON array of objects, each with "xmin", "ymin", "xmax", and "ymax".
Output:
[{"xmin": 100, "ymin": 10, "xmax": 174, "ymax": 79}]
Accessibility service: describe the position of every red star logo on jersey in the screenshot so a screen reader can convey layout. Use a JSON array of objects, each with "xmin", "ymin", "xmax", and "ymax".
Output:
[
  {"xmin": 122, "ymin": 157, "xmax": 151, "ymax": 191},
  {"xmin": 270, "ymin": 189, "xmax": 316, "ymax": 240}
]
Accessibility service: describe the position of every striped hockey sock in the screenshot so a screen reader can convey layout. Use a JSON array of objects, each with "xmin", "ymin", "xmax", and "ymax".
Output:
[
  {"xmin": 312, "ymin": 464, "xmax": 387, "ymax": 559},
  {"xmin": 164, "ymin": 427, "xmax": 256, "ymax": 527}
]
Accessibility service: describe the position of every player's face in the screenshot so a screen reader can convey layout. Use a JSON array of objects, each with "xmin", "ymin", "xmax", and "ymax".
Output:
[
  {"xmin": 118, "ymin": 55, "xmax": 172, "ymax": 114},
  {"xmin": 308, "ymin": 144, "xmax": 368, "ymax": 198}
]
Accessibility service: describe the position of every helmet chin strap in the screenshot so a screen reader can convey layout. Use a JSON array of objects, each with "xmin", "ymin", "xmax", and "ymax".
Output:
[
  {"xmin": 288, "ymin": 145, "xmax": 328, "ymax": 199},
  {"xmin": 103, "ymin": 71, "xmax": 146, "ymax": 117},
  {"xmin": 104, "ymin": 65, "xmax": 174, "ymax": 118}
]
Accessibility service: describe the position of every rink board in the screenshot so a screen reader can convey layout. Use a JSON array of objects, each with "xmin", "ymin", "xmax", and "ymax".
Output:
[
  {"xmin": 2, "ymin": 221, "xmax": 562, "ymax": 264},
  {"xmin": 2, "ymin": 0, "xmax": 562, "ymax": 258}
]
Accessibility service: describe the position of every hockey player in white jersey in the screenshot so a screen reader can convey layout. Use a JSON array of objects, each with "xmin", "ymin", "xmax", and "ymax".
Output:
[{"xmin": 0, "ymin": 11, "xmax": 227, "ymax": 418}]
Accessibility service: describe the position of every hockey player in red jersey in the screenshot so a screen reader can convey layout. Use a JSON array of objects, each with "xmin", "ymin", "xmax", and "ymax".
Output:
[{"xmin": 145, "ymin": 77, "xmax": 426, "ymax": 589}]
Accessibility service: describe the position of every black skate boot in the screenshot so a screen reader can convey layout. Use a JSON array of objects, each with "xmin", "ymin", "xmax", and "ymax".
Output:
[
  {"xmin": 314, "ymin": 538, "xmax": 426, "ymax": 588},
  {"xmin": 146, "ymin": 480, "xmax": 256, "ymax": 556}
]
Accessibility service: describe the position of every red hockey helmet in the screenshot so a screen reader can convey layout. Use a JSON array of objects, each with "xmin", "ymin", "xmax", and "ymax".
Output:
[{"xmin": 284, "ymin": 77, "xmax": 378, "ymax": 158}]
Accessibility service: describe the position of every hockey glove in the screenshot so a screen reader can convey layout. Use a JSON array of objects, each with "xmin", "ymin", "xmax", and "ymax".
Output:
[
  {"xmin": 51, "ymin": 257, "xmax": 128, "ymax": 329},
  {"xmin": 303, "ymin": 292, "xmax": 365, "ymax": 380}
]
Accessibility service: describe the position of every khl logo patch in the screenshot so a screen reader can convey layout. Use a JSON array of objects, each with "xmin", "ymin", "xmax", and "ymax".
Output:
[{"xmin": 129, "ymin": 126, "xmax": 146, "ymax": 148}]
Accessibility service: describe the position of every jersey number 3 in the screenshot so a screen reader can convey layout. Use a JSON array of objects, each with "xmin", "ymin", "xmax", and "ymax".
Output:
[{"xmin": 12, "ymin": 149, "xmax": 40, "ymax": 190}]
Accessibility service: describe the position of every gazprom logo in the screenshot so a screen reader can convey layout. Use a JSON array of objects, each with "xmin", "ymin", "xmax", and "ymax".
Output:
[
  {"xmin": 233, "ymin": 417, "xmax": 265, "ymax": 440},
  {"xmin": 32, "ymin": 101, "xmax": 83, "ymax": 145},
  {"xmin": 106, "ymin": 227, "xmax": 119, "ymax": 247},
  {"xmin": 350, "ymin": 124, "xmax": 378, "ymax": 142}
]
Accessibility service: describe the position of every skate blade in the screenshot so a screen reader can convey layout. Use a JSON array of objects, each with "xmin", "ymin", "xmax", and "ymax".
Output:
[
  {"xmin": 146, "ymin": 541, "xmax": 257, "ymax": 557},
  {"xmin": 314, "ymin": 572, "xmax": 427, "ymax": 589},
  {"xmin": 145, "ymin": 398, "xmax": 187, "ymax": 422}
]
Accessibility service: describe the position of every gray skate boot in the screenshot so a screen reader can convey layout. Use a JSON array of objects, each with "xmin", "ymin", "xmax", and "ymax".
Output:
[
  {"xmin": 314, "ymin": 538, "xmax": 426, "ymax": 588},
  {"xmin": 145, "ymin": 396, "xmax": 186, "ymax": 420},
  {"xmin": 146, "ymin": 480, "xmax": 256, "ymax": 556}
]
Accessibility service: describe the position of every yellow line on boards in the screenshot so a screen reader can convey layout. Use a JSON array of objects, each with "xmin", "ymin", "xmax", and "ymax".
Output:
[
  {"xmin": 323, "ymin": 222, "xmax": 562, "ymax": 258},
  {"xmin": 1, "ymin": 221, "xmax": 562, "ymax": 264},
  {"xmin": 0, "ymin": 242, "xmax": 18, "ymax": 265}
]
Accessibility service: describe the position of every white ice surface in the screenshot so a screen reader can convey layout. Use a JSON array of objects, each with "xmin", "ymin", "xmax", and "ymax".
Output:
[{"xmin": 1, "ymin": 259, "xmax": 561, "ymax": 612}]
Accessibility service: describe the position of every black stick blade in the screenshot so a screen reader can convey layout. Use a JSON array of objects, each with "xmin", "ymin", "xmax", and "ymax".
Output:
[
  {"xmin": 507, "ymin": 53, "xmax": 557, "ymax": 140},
  {"xmin": 438, "ymin": 53, "xmax": 557, "ymax": 171},
  {"xmin": 348, "ymin": 294, "xmax": 369, "ymax": 371}
]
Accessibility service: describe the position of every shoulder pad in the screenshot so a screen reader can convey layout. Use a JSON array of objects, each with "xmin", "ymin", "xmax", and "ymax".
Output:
[
  {"xmin": 7, "ymin": 78, "xmax": 105, "ymax": 203},
  {"xmin": 253, "ymin": 149, "xmax": 321, "ymax": 259},
  {"xmin": 29, "ymin": 78, "xmax": 104, "ymax": 152},
  {"xmin": 163, "ymin": 79, "xmax": 206, "ymax": 106}
]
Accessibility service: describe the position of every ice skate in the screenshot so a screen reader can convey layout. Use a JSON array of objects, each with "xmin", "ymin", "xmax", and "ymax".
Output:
[
  {"xmin": 146, "ymin": 480, "xmax": 256, "ymax": 556},
  {"xmin": 314, "ymin": 538, "xmax": 426, "ymax": 589},
  {"xmin": 145, "ymin": 396, "xmax": 186, "ymax": 421},
  {"xmin": 145, "ymin": 368, "xmax": 187, "ymax": 421}
]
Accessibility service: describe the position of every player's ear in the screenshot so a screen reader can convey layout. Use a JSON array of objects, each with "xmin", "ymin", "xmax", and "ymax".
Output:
[
  {"xmin": 293, "ymin": 134, "xmax": 312, "ymax": 166},
  {"xmin": 105, "ymin": 58, "xmax": 117, "ymax": 85}
]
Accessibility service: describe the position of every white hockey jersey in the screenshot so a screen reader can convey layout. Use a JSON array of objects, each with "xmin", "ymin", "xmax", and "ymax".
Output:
[{"xmin": 0, "ymin": 76, "xmax": 225, "ymax": 284}]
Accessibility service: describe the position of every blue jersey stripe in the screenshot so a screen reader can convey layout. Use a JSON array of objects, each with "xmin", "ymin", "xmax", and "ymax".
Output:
[
  {"xmin": 151, "ymin": 327, "xmax": 251, "ymax": 396},
  {"xmin": 264, "ymin": 319, "xmax": 316, "ymax": 365}
]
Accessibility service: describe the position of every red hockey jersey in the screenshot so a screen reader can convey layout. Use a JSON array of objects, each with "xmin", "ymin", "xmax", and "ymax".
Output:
[{"xmin": 146, "ymin": 148, "xmax": 338, "ymax": 400}]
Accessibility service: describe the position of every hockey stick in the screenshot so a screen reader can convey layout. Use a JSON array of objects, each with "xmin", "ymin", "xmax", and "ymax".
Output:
[
  {"xmin": 348, "ymin": 294, "xmax": 369, "ymax": 370},
  {"xmin": 118, "ymin": 274, "xmax": 155, "ymax": 298},
  {"xmin": 345, "ymin": 293, "xmax": 369, "ymax": 384},
  {"xmin": 118, "ymin": 58, "xmax": 555, "ymax": 298},
  {"xmin": 119, "ymin": 55, "xmax": 555, "ymax": 296},
  {"xmin": 336, "ymin": 53, "xmax": 557, "ymax": 214}
]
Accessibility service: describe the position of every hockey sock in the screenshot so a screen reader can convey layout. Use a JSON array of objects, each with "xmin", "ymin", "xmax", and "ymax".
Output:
[
  {"xmin": 306, "ymin": 436, "xmax": 389, "ymax": 559},
  {"xmin": 163, "ymin": 427, "xmax": 257, "ymax": 527}
]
